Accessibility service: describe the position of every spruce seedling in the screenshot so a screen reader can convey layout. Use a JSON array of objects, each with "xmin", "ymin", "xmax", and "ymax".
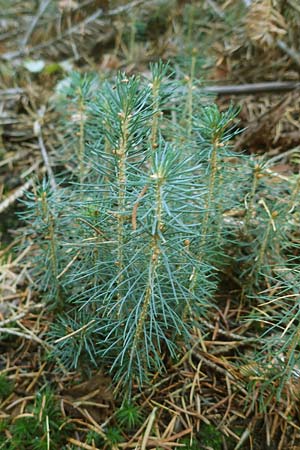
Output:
[
  {"xmin": 24, "ymin": 63, "xmax": 274, "ymax": 397},
  {"xmin": 25, "ymin": 66, "xmax": 237, "ymax": 390},
  {"xmin": 53, "ymin": 65, "xmax": 220, "ymax": 390}
]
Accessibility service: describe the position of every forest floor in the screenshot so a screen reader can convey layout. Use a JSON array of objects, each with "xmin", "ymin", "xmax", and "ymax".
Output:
[{"xmin": 1, "ymin": 1, "xmax": 300, "ymax": 449}]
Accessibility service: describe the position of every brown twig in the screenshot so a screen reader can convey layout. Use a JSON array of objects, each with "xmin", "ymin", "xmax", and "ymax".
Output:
[
  {"xmin": 0, "ymin": 88, "xmax": 25, "ymax": 97},
  {"xmin": 0, "ymin": 179, "xmax": 33, "ymax": 214},
  {"xmin": 277, "ymin": 39, "xmax": 300, "ymax": 68},
  {"xmin": 34, "ymin": 109, "xmax": 57, "ymax": 191},
  {"xmin": 21, "ymin": 0, "xmax": 51, "ymax": 47},
  {"xmin": 202, "ymin": 81, "xmax": 300, "ymax": 95}
]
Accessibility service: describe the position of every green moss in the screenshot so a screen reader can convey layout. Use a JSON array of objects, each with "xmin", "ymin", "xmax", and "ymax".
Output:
[
  {"xmin": 1, "ymin": 388, "xmax": 73, "ymax": 450},
  {"xmin": 0, "ymin": 374, "xmax": 13, "ymax": 399},
  {"xmin": 105, "ymin": 427, "xmax": 124, "ymax": 447},
  {"xmin": 10, "ymin": 417, "xmax": 41, "ymax": 450},
  {"xmin": 116, "ymin": 401, "xmax": 143, "ymax": 430},
  {"xmin": 179, "ymin": 436, "xmax": 201, "ymax": 450},
  {"xmin": 179, "ymin": 427, "xmax": 223, "ymax": 450},
  {"xmin": 95, "ymin": 426, "xmax": 124, "ymax": 450},
  {"xmin": 198, "ymin": 424, "xmax": 222, "ymax": 450},
  {"xmin": 86, "ymin": 430, "xmax": 103, "ymax": 447}
]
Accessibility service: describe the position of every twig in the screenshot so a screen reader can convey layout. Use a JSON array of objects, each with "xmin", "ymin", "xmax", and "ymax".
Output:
[
  {"xmin": 201, "ymin": 81, "xmax": 300, "ymax": 95},
  {"xmin": 21, "ymin": 0, "xmax": 51, "ymax": 47},
  {"xmin": 0, "ymin": 304, "xmax": 44, "ymax": 327},
  {"xmin": 34, "ymin": 109, "xmax": 57, "ymax": 191},
  {"xmin": 171, "ymin": 82, "xmax": 300, "ymax": 104},
  {"xmin": 192, "ymin": 350, "xmax": 238, "ymax": 380},
  {"xmin": 0, "ymin": 327, "xmax": 49, "ymax": 347},
  {"xmin": 277, "ymin": 40, "xmax": 300, "ymax": 67},
  {"xmin": 0, "ymin": 179, "xmax": 33, "ymax": 214},
  {"xmin": 200, "ymin": 318, "xmax": 255, "ymax": 341},
  {"xmin": 141, "ymin": 407, "xmax": 157, "ymax": 450},
  {"xmin": 25, "ymin": 362, "xmax": 47, "ymax": 393},
  {"xmin": 46, "ymin": 415, "xmax": 50, "ymax": 450},
  {"xmin": 234, "ymin": 427, "xmax": 251, "ymax": 450},
  {"xmin": 266, "ymin": 145, "xmax": 300, "ymax": 166},
  {"xmin": 67, "ymin": 438, "xmax": 101, "ymax": 450},
  {"xmin": 54, "ymin": 320, "xmax": 96, "ymax": 344},
  {"xmin": 56, "ymin": 251, "xmax": 80, "ymax": 280},
  {"xmin": 0, "ymin": 88, "xmax": 24, "ymax": 97}
]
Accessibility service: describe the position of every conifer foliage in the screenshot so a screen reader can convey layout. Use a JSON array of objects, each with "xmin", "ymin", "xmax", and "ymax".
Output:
[{"xmin": 22, "ymin": 63, "xmax": 300, "ymax": 398}]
